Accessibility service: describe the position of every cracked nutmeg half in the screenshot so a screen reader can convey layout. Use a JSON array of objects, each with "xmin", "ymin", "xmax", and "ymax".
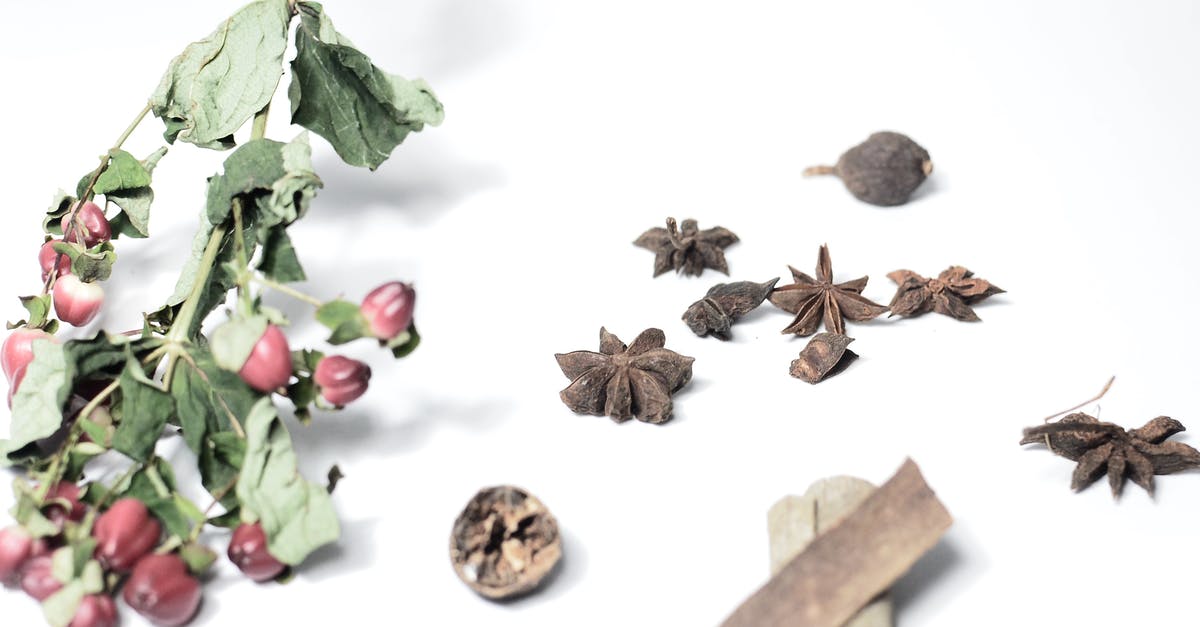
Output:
[
  {"xmin": 1020, "ymin": 414, "xmax": 1200, "ymax": 498},
  {"xmin": 682, "ymin": 278, "xmax": 779, "ymax": 340},
  {"xmin": 769, "ymin": 245, "xmax": 888, "ymax": 336},
  {"xmin": 450, "ymin": 486, "xmax": 562, "ymax": 600},
  {"xmin": 790, "ymin": 333, "xmax": 857, "ymax": 383},
  {"xmin": 633, "ymin": 217, "xmax": 739, "ymax": 277},
  {"xmin": 555, "ymin": 327, "xmax": 694, "ymax": 424},
  {"xmin": 887, "ymin": 266, "xmax": 1004, "ymax": 321}
]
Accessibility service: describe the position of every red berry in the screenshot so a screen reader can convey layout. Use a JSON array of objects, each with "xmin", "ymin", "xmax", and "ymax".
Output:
[
  {"xmin": 313, "ymin": 355, "xmax": 372, "ymax": 406},
  {"xmin": 8, "ymin": 364, "xmax": 27, "ymax": 409},
  {"xmin": 39, "ymin": 239, "xmax": 73, "ymax": 281},
  {"xmin": 0, "ymin": 525, "xmax": 44, "ymax": 586},
  {"xmin": 45, "ymin": 482, "xmax": 88, "ymax": 527},
  {"xmin": 2, "ymin": 327, "xmax": 54, "ymax": 381},
  {"xmin": 360, "ymin": 281, "xmax": 415, "ymax": 340},
  {"xmin": 53, "ymin": 274, "xmax": 104, "ymax": 327},
  {"xmin": 20, "ymin": 554, "xmax": 62, "ymax": 601},
  {"xmin": 228, "ymin": 522, "xmax": 285, "ymax": 582},
  {"xmin": 62, "ymin": 202, "xmax": 111, "ymax": 248},
  {"xmin": 238, "ymin": 324, "xmax": 292, "ymax": 393},
  {"xmin": 123, "ymin": 553, "xmax": 201, "ymax": 627},
  {"xmin": 69, "ymin": 594, "xmax": 118, "ymax": 627},
  {"xmin": 93, "ymin": 498, "xmax": 160, "ymax": 573}
]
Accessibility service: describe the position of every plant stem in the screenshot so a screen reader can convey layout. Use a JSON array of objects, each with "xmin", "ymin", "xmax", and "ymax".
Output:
[
  {"xmin": 251, "ymin": 102, "xmax": 271, "ymax": 140},
  {"xmin": 35, "ymin": 378, "xmax": 121, "ymax": 501},
  {"xmin": 251, "ymin": 275, "xmax": 324, "ymax": 307},
  {"xmin": 167, "ymin": 225, "xmax": 229, "ymax": 343}
]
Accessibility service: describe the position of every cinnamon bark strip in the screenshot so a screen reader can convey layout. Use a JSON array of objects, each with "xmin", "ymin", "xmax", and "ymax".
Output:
[{"xmin": 722, "ymin": 459, "xmax": 951, "ymax": 627}]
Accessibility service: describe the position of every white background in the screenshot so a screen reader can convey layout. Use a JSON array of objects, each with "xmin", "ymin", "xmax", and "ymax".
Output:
[{"xmin": 2, "ymin": 1, "xmax": 1200, "ymax": 625}]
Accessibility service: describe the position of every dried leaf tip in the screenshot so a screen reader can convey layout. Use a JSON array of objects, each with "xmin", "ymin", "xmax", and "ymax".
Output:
[
  {"xmin": 633, "ymin": 217, "xmax": 739, "ymax": 277},
  {"xmin": 555, "ymin": 328, "xmax": 694, "ymax": 424}
]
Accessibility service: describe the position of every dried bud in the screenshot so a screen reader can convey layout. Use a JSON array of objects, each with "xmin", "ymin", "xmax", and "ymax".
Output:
[
  {"xmin": 62, "ymin": 201, "xmax": 112, "ymax": 248},
  {"xmin": 228, "ymin": 522, "xmax": 285, "ymax": 583},
  {"xmin": 682, "ymin": 278, "xmax": 779, "ymax": 340},
  {"xmin": 93, "ymin": 498, "xmax": 161, "ymax": 572},
  {"xmin": 123, "ymin": 553, "xmax": 202, "ymax": 627},
  {"xmin": 804, "ymin": 131, "xmax": 932, "ymax": 207},
  {"xmin": 360, "ymin": 281, "xmax": 415, "ymax": 340},
  {"xmin": 238, "ymin": 324, "xmax": 292, "ymax": 393},
  {"xmin": 39, "ymin": 239, "xmax": 72, "ymax": 281},
  {"xmin": 313, "ymin": 355, "xmax": 372, "ymax": 406},
  {"xmin": 53, "ymin": 274, "xmax": 105, "ymax": 327},
  {"xmin": 2, "ymin": 327, "xmax": 55, "ymax": 381},
  {"xmin": 69, "ymin": 594, "xmax": 119, "ymax": 627},
  {"xmin": 450, "ymin": 485, "xmax": 562, "ymax": 600},
  {"xmin": 790, "ymin": 333, "xmax": 858, "ymax": 383},
  {"xmin": 19, "ymin": 555, "xmax": 62, "ymax": 601}
]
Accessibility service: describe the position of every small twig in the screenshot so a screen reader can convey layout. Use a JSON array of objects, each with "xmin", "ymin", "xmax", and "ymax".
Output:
[
  {"xmin": 1042, "ymin": 376, "xmax": 1116, "ymax": 423},
  {"xmin": 250, "ymin": 275, "xmax": 324, "ymax": 307}
]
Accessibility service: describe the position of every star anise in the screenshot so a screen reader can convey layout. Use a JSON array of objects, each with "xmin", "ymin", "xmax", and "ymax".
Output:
[
  {"xmin": 633, "ymin": 217, "xmax": 739, "ymax": 277},
  {"xmin": 887, "ymin": 266, "xmax": 1004, "ymax": 321},
  {"xmin": 554, "ymin": 328, "xmax": 694, "ymax": 424},
  {"xmin": 768, "ymin": 244, "xmax": 888, "ymax": 336},
  {"xmin": 1020, "ymin": 413, "xmax": 1200, "ymax": 498}
]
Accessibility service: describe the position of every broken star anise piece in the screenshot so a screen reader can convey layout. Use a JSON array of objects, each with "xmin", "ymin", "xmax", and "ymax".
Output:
[
  {"xmin": 790, "ymin": 333, "xmax": 857, "ymax": 383},
  {"xmin": 1020, "ymin": 414, "xmax": 1200, "ymax": 498},
  {"xmin": 768, "ymin": 244, "xmax": 888, "ymax": 336},
  {"xmin": 555, "ymin": 327, "xmax": 694, "ymax": 424},
  {"xmin": 634, "ymin": 217, "xmax": 739, "ymax": 277},
  {"xmin": 683, "ymin": 278, "xmax": 779, "ymax": 340},
  {"xmin": 887, "ymin": 266, "xmax": 1004, "ymax": 321}
]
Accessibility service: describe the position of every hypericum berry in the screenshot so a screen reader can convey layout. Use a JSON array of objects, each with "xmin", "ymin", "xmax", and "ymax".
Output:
[
  {"xmin": 69, "ymin": 594, "xmax": 118, "ymax": 627},
  {"xmin": 19, "ymin": 555, "xmax": 62, "ymax": 601},
  {"xmin": 360, "ymin": 281, "xmax": 415, "ymax": 340},
  {"xmin": 39, "ymin": 239, "xmax": 72, "ymax": 280},
  {"xmin": 2, "ymin": 327, "xmax": 54, "ymax": 381},
  {"xmin": 93, "ymin": 498, "xmax": 160, "ymax": 573},
  {"xmin": 62, "ymin": 201, "xmax": 111, "ymax": 248},
  {"xmin": 0, "ymin": 525, "xmax": 46, "ymax": 586},
  {"xmin": 239, "ymin": 324, "xmax": 292, "ymax": 393},
  {"xmin": 53, "ymin": 274, "xmax": 105, "ymax": 327},
  {"xmin": 228, "ymin": 522, "xmax": 285, "ymax": 582},
  {"xmin": 123, "ymin": 554, "xmax": 202, "ymax": 627},
  {"xmin": 45, "ymin": 482, "xmax": 88, "ymax": 527},
  {"xmin": 313, "ymin": 355, "xmax": 372, "ymax": 406},
  {"xmin": 8, "ymin": 364, "xmax": 27, "ymax": 409}
]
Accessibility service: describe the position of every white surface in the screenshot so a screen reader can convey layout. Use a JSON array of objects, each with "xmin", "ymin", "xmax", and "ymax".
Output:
[{"xmin": 3, "ymin": 1, "xmax": 1200, "ymax": 625}]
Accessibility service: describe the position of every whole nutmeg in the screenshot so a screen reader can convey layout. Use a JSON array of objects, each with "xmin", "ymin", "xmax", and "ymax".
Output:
[
  {"xmin": 450, "ymin": 485, "xmax": 563, "ymax": 600},
  {"xmin": 0, "ymin": 525, "xmax": 47, "ymax": 586},
  {"xmin": 238, "ymin": 324, "xmax": 292, "ymax": 393},
  {"xmin": 53, "ymin": 274, "xmax": 105, "ymax": 327},
  {"xmin": 227, "ymin": 522, "xmax": 285, "ymax": 583},
  {"xmin": 62, "ymin": 201, "xmax": 112, "ymax": 248},
  {"xmin": 69, "ymin": 594, "xmax": 119, "ymax": 627},
  {"xmin": 804, "ymin": 131, "xmax": 932, "ymax": 207},
  {"xmin": 20, "ymin": 554, "xmax": 62, "ymax": 601},
  {"xmin": 313, "ymin": 355, "xmax": 371, "ymax": 406},
  {"xmin": 93, "ymin": 498, "xmax": 160, "ymax": 572},
  {"xmin": 360, "ymin": 281, "xmax": 415, "ymax": 340},
  {"xmin": 123, "ymin": 553, "xmax": 202, "ymax": 627}
]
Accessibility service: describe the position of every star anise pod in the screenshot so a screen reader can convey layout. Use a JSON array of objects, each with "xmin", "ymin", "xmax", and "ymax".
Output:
[
  {"xmin": 554, "ymin": 328, "xmax": 694, "ymax": 424},
  {"xmin": 633, "ymin": 217, "xmax": 739, "ymax": 277},
  {"xmin": 887, "ymin": 266, "xmax": 1004, "ymax": 321},
  {"xmin": 1020, "ymin": 413, "xmax": 1200, "ymax": 498},
  {"xmin": 768, "ymin": 244, "xmax": 888, "ymax": 336}
]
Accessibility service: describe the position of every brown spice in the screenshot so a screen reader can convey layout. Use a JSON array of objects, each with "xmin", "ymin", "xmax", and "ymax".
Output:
[
  {"xmin": 887, "ymin": 266, "xmax": 1004, "ymax": 321},
  {"xmin": 804, "ymin": 132, "xmax": 932, "ymax": 207},
  {"xmin": 682, "ymin": 278, "xmax": 779, "ymax": 340},
  {"xmin": 449, "ymin": 486, "xmax": 562, "ymax": 600},
  {"xmin": 769, "ymin": 245, "xmax": 888, "ymax": 336},
  {"xmin": 633, "ymin": 217, "xmax": 739, "ymax": 277},
  {"xmin": 790, "ymin": 333, "xmax": 857, "ymax": 383}
]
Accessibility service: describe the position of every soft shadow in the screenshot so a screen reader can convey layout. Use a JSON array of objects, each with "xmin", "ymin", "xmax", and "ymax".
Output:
[
  {"xmin": 299, "ymin": 518, "xmax": 381, "ymax": 582},
  {"xmin": 906, "ymin": 172, "xmax": 942, "ymax": 204},
  {"xmin": 420, "ymin": 0, "xmax": 520, "ymax": 79},
  {"xmin": 891, "ymin": 537, "xmax": 964, "ymax": 614}
]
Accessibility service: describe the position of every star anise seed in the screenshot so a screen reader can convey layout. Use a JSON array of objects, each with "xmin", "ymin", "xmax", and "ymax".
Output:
[
  {"xmin": 887, "ymin": 266, "xmax": 1004, "ymax": 321},
  {"xmin": 633, "ymin": 217, "xmax": 739, "ymax": 277},
  {"xmin": 1020, "ymin": 414, "xmax": 1200, "ymax": 498},
  {"xmin": 555, "ymin": 327, "xmax": 694, "ymax": 424},
  {"xmin": 682, "ymin": 278, "xmax": 779, "ymax": 340},
  {"xmin": 768, "ymin": 244, "xmax": 888, "ymax": 336}
]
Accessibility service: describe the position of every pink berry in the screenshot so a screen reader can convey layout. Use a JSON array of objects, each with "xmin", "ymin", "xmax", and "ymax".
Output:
[
  {"xmin": 53, "ymin": 274, "xmax": 104, "ymax": 327},
  {"xmin": 20, "ymin": 554, "xmax": 62, "ymax": 601},
  {"xmin": 62, "ymin": 202, "xmax": 111, "ymax": 248},
  {"xmin": 93, "ymin": 498, "xmax": 160, "ymax": 573},
  {"xmin": 238, "ymin": 324, "xmax": 292, "ymax": 393},
  {"xmin": 45, "ymin": 482, "xmax": 88, "ymax": 527},
  {"xmin": 2, "ymin": 327, "xmax": 54, "ymax": 381},
  {"xmin": 0, "ymin": 525, "xmax": 43, "ymax": 586},
  {"xmin": 69, "ymin": 594, "xmax": 118, "ymax": 627},
  {"xmin": 123, "ymin": 554, "xmax": 201, "ymax": 627},
  {"xmin": 8, "ymin": 364, "xmax": 27, "ymax": 409},
  {"xmin": 360, "ymin": 281, "xmax": 415, "ymax": 340},
  {"xmin": 228, "ymin": 522, "xmax": 285, "ymax": 583},
  {"xmin": 313, "ymin": 355, "xmax": 371, "ymax": 406},
  {"xmin": 39, "ymin": 239, "xmax": 72, "ymax": 281}
]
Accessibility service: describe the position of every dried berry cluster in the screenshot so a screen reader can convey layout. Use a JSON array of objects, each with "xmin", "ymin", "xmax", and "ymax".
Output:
[{"xmin": 0, "ymin": 1, "xmax": 440, "ymax": 624}]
